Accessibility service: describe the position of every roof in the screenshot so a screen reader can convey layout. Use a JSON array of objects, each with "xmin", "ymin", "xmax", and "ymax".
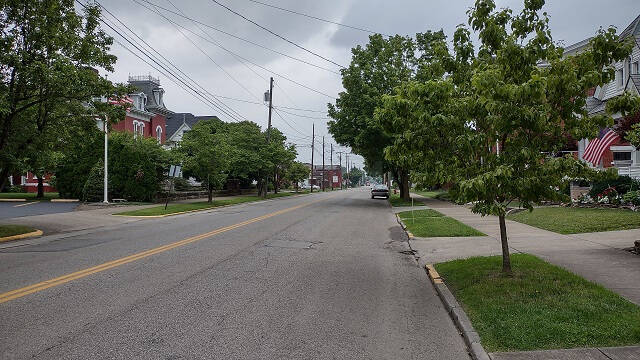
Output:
[
  {"xmin": 627, "ymin": 74, "xmax": 640, "ymax": 93},
  {"xmin": 165, "ymin": 113, "xmax": 221, "ymax": 140},
  {"xmin": 619, "ymin": 14, "xmax": 640, "ymax": 40},
  {"xmin": 128, "ymin": 75, "xmax": 174, "ymax": 116}
]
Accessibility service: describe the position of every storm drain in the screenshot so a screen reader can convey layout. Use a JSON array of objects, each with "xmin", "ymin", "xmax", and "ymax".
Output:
[{"xmin": 266, "ymin": 240, "xmax": 314, "ymax": 249}]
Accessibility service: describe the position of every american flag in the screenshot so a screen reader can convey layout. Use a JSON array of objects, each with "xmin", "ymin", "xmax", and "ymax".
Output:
[
  {"xmin": 582, "ymin": 128, "xmax": 620, "ymax": 166},
  {"xmin": 107, "ymin": 95, "xmax": 134, "ymax": 107}
]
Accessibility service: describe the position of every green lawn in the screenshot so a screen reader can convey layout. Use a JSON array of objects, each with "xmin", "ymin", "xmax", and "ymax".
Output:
[
  {"xmin": 398, "ymin": 209, "xmax": 485, "ymax": 237},
  {"xmin": 0, "ymin": 225, "xmax": 37, "ymax": 238},
  {"xmin": 412, "ymin": 190, "xmax": 445, "ymax": 198},
  {"xmin": 388, "ymin": 193, "xmax": 423, "ymax": 207},
  {"xmin": 0, "ymin": 192, "xmax": 60, "ymax": 200},
  {"xmin": 507, "ymin": 207, "xmax": 640, "ymax": 234},
  {"xmin": 116, "ymin": 193, "xmax": 302, "ymax": 216},
  {"xmin": 435, "ymin": 254, "xmax": 640, "ymax": 352}
]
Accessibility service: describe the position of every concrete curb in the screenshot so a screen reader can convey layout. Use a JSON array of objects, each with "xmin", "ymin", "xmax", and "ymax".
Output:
[
  {"xmin": 50, "ymin": 199, "xmax": 80, "ymax": 203},
  {"xmin": 426, "ymin": 264, "xmax": 490, "ymax": 360},
  {"xmin": 395, "ymin": 214, "xmax": 414, "ymax": 239},
  {"xmin": 0, "ymin": 230, "xmax": 43, "ymax": 243},
  {"xmin": 0, "ymin": 198, "xmax": 26, "ymax": 202}
]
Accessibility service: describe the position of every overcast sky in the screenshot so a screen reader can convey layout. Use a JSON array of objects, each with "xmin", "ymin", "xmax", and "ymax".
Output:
[{"xmin": 92, "ymin": 0, "xmax": 640, "ymax": 169}]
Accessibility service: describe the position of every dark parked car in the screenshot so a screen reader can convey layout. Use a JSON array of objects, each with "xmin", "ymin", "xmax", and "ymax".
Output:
[{"xmin": 371, "ymin": 184, "xmax": 389, "ymax": 199}]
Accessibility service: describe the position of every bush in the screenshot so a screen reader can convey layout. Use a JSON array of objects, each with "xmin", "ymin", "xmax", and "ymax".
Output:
[
  {"xmin": 623, "ymin": 190, "xmax": 640, "ymax": 206},
  {"xmin": 589, "ymin": 175, "xmax": 639, "ymax": 197},
  {"xmin": 82, "ymin": 161, "xmax": 107, "ymax": 202},
  {"xmin": 8, "ymin": 185, "xmax": 26, "ymax": 193}
]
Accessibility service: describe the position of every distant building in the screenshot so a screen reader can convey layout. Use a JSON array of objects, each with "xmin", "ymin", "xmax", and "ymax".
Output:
[
  {"xmin": 164, "ymin": 113, "xmax": 221, "ymax": 149},
  {"xmin": 304, "ymin": 164, "xmax": 342, "ymax": 189},
  {"xmin": 110, "ymin": 75, "xmax": 174, "ymax": 144}
]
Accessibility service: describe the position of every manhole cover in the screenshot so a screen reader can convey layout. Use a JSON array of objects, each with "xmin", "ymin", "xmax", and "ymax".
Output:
[{"xmin": 266, "ymin": 240, "xmax": 314, "ymax": 249}]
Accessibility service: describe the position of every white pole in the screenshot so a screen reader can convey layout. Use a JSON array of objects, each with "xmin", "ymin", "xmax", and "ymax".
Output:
[{"xmin": 103, "ymin": 115, "xmax": 109, "ymax": 203}]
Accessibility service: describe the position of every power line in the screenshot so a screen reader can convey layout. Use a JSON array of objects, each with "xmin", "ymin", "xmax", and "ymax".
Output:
[
  {"xmin": 274, "ymin": 106, "xmax": 328, "ymax": 113},
  {"xmin": 136, "ymin": 0, "xmax": 340, "ymax": 75},
  {"xmin": 209, "ymin": 0, "xmax": 345, "ymax": 69},
  {"xmin": 88, "ymin": 1, "xmax": 245, "ymax": 122},
  {"xmin": 247, "ymin": 0, "xmax": 390, "ymax": 37},
  {"xmin": 276, "ymin": 108, "xmax": 329, "ymax": 120},
  {"xmin": 147, "ymin": 0, "xmax": 263, "ymax": 105},
  {"xmin": 134, "ymin": 0, "xmax": 337, "ymax": 100}
]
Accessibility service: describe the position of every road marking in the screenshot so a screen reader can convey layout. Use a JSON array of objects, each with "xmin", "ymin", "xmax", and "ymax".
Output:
[
  {"xmin": 14, "ymin": 201, "xmax": 40, "ymax": 208},
  {"xmin": 0, "ymin": 196, "xmax": 332, "ymax": 304}
]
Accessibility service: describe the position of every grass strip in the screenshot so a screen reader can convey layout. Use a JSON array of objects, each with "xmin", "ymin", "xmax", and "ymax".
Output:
[
  {"xmin": 412, "ymin": 190, "xmax": 445, "ymax": 198},
  {"xmin": 398, "ymin": 209, "xmax": 484, "ymax": 237},
  {"xmin": 0, "ymin": 225, "xmax": 36, "ymax": 238},
  {"xmin": 116, "ymin": 193, "xmax": 302, "ymax": 216},
  {"xmin": 507, "ymin": 207, "xmax": 640, "ymax": 234},
  {"xmin": 0, "ymin": 192, "xmax": 60, "ymax": 200},
  {"xmin": 388, "ymin": 193, "xmax": 420, "ymax": 207},
  {"xmin": 435, "ymin": 254, "xmax": 640, "ymax": 352}
]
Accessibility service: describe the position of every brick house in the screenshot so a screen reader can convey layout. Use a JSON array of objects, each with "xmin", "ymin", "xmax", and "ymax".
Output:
[{"xmin": 577, "ymin": 15, "xmax": 640, "ymax": 177}]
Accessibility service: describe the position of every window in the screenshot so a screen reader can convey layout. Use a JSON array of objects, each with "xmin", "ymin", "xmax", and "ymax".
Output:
[
  {"xmin": 633, "ymin": 61, "xmax": 639, "ymax": 75},
  {"xmin": 614, "ymin": 152, "xmax": 632, "ymax": 161},
  {"xmin": 156, "ymin": 126, "xmax": 162, "ymax": 143},
  {"xmin": 617, "ymin": 68, "xmax": 624, "ymax": 88},
  {"xmin": 133, "ymin": 121, "xmax": 145, "ymax": 138}
]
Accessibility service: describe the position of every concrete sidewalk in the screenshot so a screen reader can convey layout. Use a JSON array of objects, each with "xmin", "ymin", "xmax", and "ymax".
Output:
[{"xmin": 398, "ymin": 195, "xmax": 640, "ymax": 359}]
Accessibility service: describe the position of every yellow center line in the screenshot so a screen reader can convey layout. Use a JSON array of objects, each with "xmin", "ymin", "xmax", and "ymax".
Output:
[
  {"xmin": 14, "ymin": 201, "xmax": 40, "ymax": 208},
  {"xmin": 0, "ymin": 195, "xmax": 332, "ymax": 304}
]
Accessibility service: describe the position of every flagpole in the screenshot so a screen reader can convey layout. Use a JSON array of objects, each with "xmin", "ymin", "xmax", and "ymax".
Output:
[{"xmin": 103, "ymin": 115, "xmax": 109, "ymax": 203}]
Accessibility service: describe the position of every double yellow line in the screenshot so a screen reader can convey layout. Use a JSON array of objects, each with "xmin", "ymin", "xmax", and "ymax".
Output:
[{"xmin": 0, "ymin": 197, "xmax": 326, "ymax": 304}]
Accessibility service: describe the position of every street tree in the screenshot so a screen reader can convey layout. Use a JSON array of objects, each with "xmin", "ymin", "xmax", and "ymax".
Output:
[
  {"xmin": 178, "ymin": 119, "xmax": 230, "ymax": 202},
  {"xmin": 379, "ymin": 0, "xmax": 633, "ymax": 273},
  {"xmin": 328, "ymin": 34, "xmax": 422, "ymax": 201},
  {"xmin": 283, "ymin": 161, "xmax": 310, "ymax": 192},
  {"xmin": 0, "ymin": 0, "xmax": 122, "ymax": 189}
]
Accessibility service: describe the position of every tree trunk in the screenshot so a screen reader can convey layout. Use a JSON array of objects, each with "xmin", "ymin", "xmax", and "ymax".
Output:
[
  {"xmin": 498, "ymin": 214, "xmax": 512, "ymax": 273},
  {"xmin": 36, "ymin": 175, "xmax": 44, "ymax": 198},
  {"xmin": 398, "ymin": 168, "xmax": 410, "ymax": 201},
  {"xmin": 207, "ymin": 176, "xmax": 213, "ymax": 203},
  {"xmin": 0, "ymin": 167, "xmax": 10, "ymax": 193}
]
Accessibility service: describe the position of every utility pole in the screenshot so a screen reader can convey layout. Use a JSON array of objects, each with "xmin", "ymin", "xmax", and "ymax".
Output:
[
  {"xmin": 330, "ymin": 144, "xmax": 333, "ymax": 190},
  {"xmin": 346, "ymin": 153, "xmax": 349, "ymax": 189},
  {"xmin": 264, "ymin": 77, "xmax": 274, "ymax": 198},
  {"xmin": 310, "ymin": 124, "xmax": 314, "ymax": 193},
  {"xmin": 322, "ymin": 136, "xmax": 325, "ymax": 192},
  {"xmin": 103, "ymin": 115, "xmax": 109, "ymax": 203},
  {"xmin": 339, "ymin": 152, "xmax": 342, "ymax": 189}
]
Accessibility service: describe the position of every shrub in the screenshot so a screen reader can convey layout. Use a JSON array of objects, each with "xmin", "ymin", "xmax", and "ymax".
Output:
[
  {"xmin": 589, "ymin": 175, "xmax": 639, "ymax": 197},
  {"xmin": 82, "ymin": 161, "xmax": 107, "ymax": 202},
  {"xmin": 623, "ymin": 190, "xmax": 640, "ymax": 206}
]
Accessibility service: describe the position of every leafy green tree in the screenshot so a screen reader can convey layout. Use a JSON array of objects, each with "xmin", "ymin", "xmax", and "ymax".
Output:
[
  {"xmin": 178, "ymin": 119, "xmax": 230, "ymax": 202},
  {"xmin": 108, "ymin": 131, "xmax": 169, "ymax": 202},
  {"xmin": 0, "ymin": 0, "xmax": 123, "ymax": 189},
  {"xmin": 82, "ymin": 160, "xmax": 107, "ymax": 202},
  {"xmin": 283, "ymin": 161, "xmax": 310, "ymax": 192},
  {"xmin": 266, "ymin": 128, "xmax": 297, "ymax": 194},
  {"xmin": 348, "ymin": 167, "xmax": 364, "ymax": 187},
  {"xmin": 328, "ymin": 34, "xmax": 421, "ymax": 200},
  {"xmin": 379, "ymin": 0, "xmax": 633, "ymax": 273}
]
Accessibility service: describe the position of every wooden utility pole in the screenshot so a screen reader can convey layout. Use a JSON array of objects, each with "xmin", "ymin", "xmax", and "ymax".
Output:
[
  {"xmin": 310, "ymin": 124, "xmax": 314, "ymax": 193},
  {"xmin": 264, "ymin": 77, "xmax": 274, "ymax": 198},
  {"xmin": 322, "ymin": 136, "xmax": 325, "ymax": 192},
  {"xmin": 346, "ymin": 153, "xmax": 349, "ymax": 189},
  {"xmin": 330, "ymin": 144, "xmax": 333, "ymax": 190}
]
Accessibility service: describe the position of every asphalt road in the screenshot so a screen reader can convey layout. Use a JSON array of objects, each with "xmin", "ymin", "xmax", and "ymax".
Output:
[
  {"xmin": 0, "ymin": 188, "xmax": 470, "ymax": 359},
  {"xmin": 0, "ymin": 201, "xmax": 78, "ymax": 220}
]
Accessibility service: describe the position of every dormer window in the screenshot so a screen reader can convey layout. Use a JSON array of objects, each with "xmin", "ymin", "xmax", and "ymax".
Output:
[{"xmin": 617, "ymin": 68, "xmax": 624, "ymax": 88}]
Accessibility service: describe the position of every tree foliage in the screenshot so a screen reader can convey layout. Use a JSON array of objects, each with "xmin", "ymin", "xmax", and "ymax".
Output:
[
  {"xmin": 177, "ymin": 118, "xmax": 230, "ymax": 202},
  {"xmin": 377, "ymin": 0, "xmax": 634, "ymax": 272},
  {"xmin": 0, "ymin": 0, "xmax": 124, "ymax": 189}
]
